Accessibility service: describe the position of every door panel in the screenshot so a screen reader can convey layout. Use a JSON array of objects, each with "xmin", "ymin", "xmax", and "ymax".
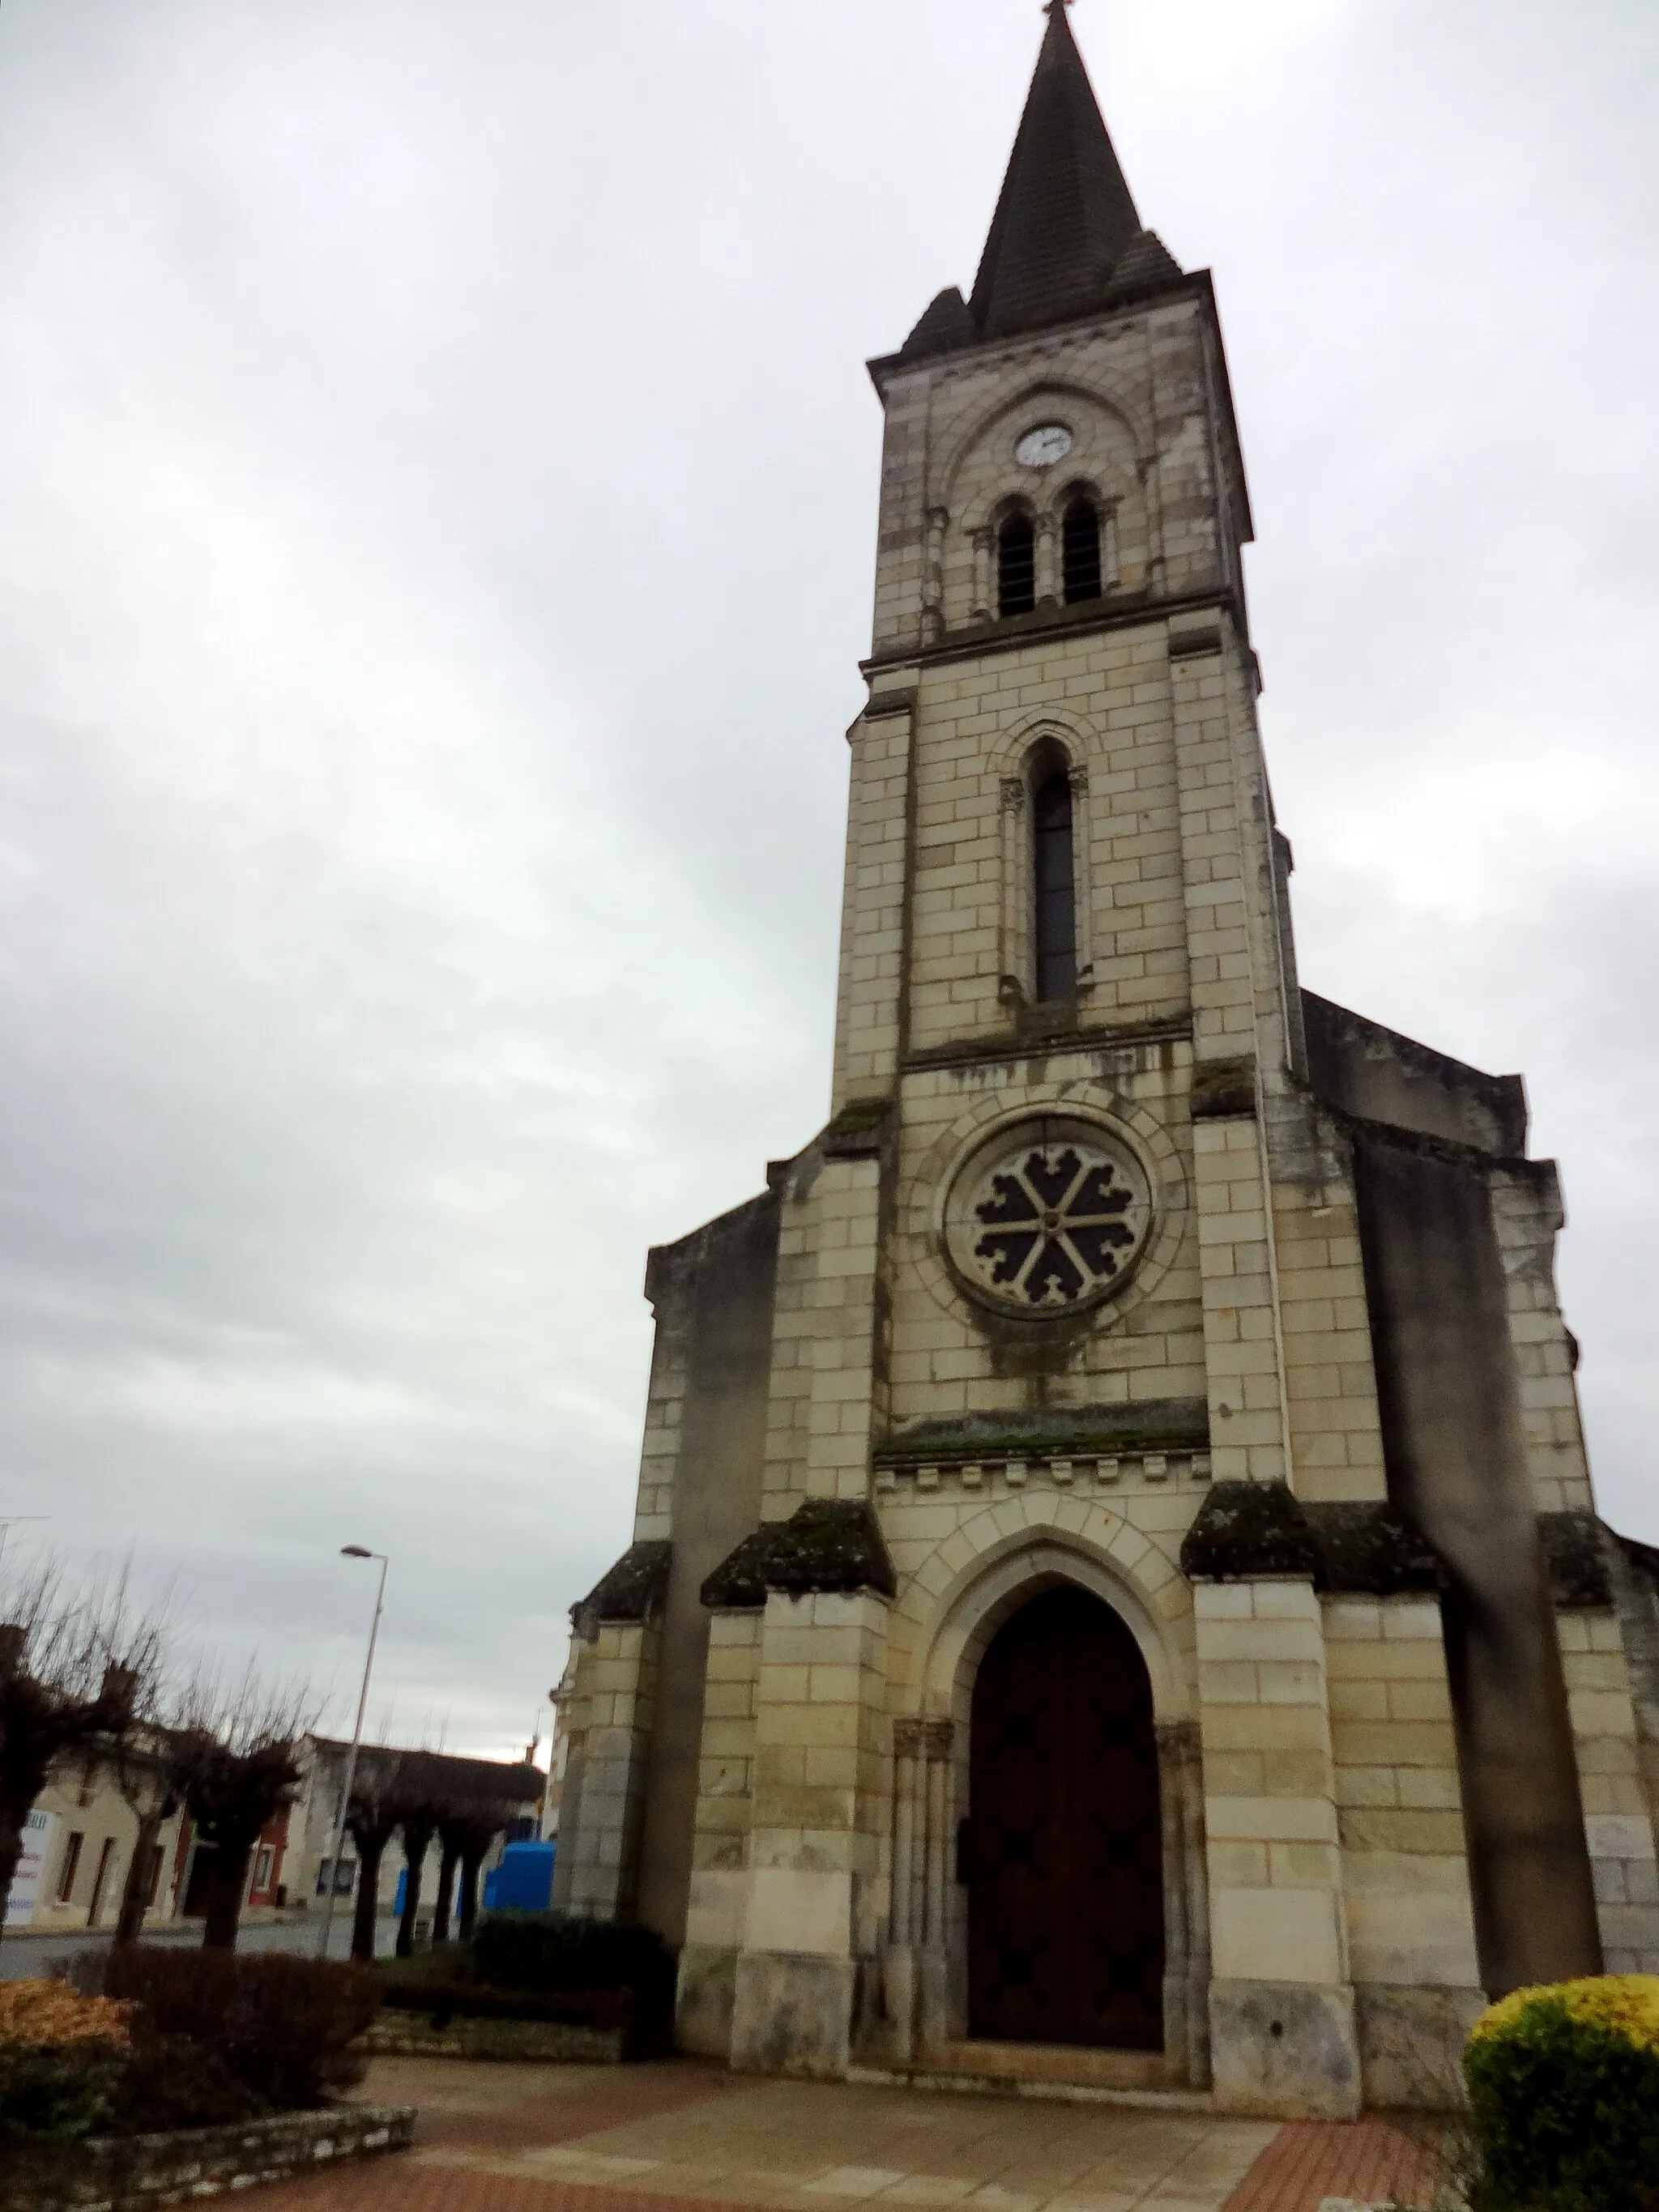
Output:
[{"xmin": 967, "ymin": 1583, "xmax": 1164, "ymax": 2048}]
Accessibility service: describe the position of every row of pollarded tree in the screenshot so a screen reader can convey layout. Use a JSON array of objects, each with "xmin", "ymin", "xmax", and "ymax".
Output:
[
  {"xmin": 331, "ymin": 1742, "xmax": 541, "ymax": 1962},
  {"xmin": 0, "ymin": 1560, "xmax": 539, "ymax": 1953}
]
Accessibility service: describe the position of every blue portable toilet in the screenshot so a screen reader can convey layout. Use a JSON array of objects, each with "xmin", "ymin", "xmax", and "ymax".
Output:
[{"xmin": 481, "ymin": 1839, "xmax": 555, "ymax": 1912}]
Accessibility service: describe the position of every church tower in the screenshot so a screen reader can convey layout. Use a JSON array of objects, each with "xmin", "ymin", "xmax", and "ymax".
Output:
[{"xmin": 553, "ymin": 7, "xmax": 1659, "ymax": 2116}]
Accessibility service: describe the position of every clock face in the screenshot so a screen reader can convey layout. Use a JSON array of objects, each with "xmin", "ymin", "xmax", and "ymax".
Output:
[{"xmin": 1015, "ymin": 423, "xmax": 1073, "ymax": 470}]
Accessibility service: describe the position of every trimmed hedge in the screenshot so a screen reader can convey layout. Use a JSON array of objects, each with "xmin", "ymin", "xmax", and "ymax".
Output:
[
  {"xmin": 379, "ymin": 1980, "xmax": 633, "ymax": 2030},
  {"xmin": 470, "ymin": 1912, "xmax": 672, "ymax": 2005},
  {"xmin": 1464, "ymin": 1975, "xmax": 1659, "ymax": 2212},
  {"xmin": 376, "ymin": 1912, "xmax": 675, "ymax": 2055}
]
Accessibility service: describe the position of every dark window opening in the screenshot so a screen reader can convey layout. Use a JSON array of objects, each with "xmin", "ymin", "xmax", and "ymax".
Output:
[
  {"xmin": 1062, "ymin": 497, "xmax": 1102, "ymax": 604},
  {"xmin": 1033, "ymin": 765, "xmax": 1077, "ymax": 1000},
  {"xmin": 87, "ymin": 1836, "xmax": 117, "ymax": 1927},
  {"xmin": 57, "ymin": 1831, "xmax": 84, "ymax": 1904},
  {"xmin": 997, "ymin": 514, "xmax": 1035, "ymax": 618}
]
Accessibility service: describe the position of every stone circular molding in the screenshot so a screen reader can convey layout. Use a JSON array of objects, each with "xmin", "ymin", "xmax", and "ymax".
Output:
[{"xmin": 942, "ymin": 1112, "xmax": 1154, "ymax": 1318}]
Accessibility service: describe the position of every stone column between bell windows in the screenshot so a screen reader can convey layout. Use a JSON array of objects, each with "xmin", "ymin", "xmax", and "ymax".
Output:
[
  {"xmin": 1196, "ymin": 1576, "xmax": 1362, "ymax": 2120},
  {"xmin": 1171, "ymin": 613, "xmax": 1290, "ymax": 1487},
  {"xmin": 1034, "ymin": 513, "xmax": 1058, "ymax": 606},
  {"xmin": 922, "ymin": 509, "xmax": 948, "ymax": 645},
  {"xmin": 970, "ymin": 531, "xmax": 993, "ymax": 623}
]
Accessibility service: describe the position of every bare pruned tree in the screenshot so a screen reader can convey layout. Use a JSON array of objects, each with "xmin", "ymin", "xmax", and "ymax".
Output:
[
  {"xmin": 386, "ymin": 1750, "xmax": 450, "ymax": 1960},
  {"xmin": 107, "ymin": 1732, "xmax": 182, "ymax": 1945},
  {"xmin": 162, "ymin": 1662, "xmax": 320, "ymax": 1950},
  {"xmin": 341, "ymin": 1744, "xmax": 406, "ymax": 1963},
  {"xmin": 432, "ymin": 1759, "xmax": 543, "ymax": 1942},
  {"xmin": 0, "ymin": 1558, "xmax": 166, "ymax": 1909},
  {"xmin": 447, "ymin": 1797, "xmax": 529, "ymax": 1941}
]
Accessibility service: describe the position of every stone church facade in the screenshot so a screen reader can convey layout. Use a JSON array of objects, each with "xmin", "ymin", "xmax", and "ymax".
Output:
[{"xmin": 553, "ymin": 7, "xmax": 1659, "ymax": 2117}]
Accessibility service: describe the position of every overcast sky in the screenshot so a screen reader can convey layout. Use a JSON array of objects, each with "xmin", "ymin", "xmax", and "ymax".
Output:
[{"xmin": 0, "ymin": 0, "xmax": 1654, "ymax": 1758}]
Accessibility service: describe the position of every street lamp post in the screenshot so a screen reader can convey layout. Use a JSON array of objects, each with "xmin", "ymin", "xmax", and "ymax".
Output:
[{"xmin": 316, "ymin": 1547, "xmax": 387, "ymax": 1963}]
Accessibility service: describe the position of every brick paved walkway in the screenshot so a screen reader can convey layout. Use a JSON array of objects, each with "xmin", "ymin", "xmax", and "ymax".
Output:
[{"xmin": 249, "ymin": 2061, "xmax": 1452, "ymax": 2212}]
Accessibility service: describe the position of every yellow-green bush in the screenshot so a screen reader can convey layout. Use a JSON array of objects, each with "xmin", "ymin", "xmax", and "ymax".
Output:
[
  {"xmin": 0, "ymin": 1979, "xmax": 135, "ymax": 2143},
  {"xmin": 1464, "ymin": 1975, "xmax": 1659, "ymax": 2212},
  {"xmin": 0, "ymin": 1980, "xmax": 134, "ymax": 2053}
]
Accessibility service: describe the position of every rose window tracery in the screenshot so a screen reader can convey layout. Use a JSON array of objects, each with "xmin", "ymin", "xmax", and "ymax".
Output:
[{"xmin": 944, "ymin": 1118, "xmax": 1153, "ymax": 1315}]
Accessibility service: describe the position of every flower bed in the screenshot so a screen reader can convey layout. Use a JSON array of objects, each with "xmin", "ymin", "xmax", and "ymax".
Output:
[
  {"xmin": 368, "ymin": 2013, "xmax": 625, "ymax": 2063},
  {"xmin": 0, "ymin": 1954, "xmax": 409, "ymax": 2207}
]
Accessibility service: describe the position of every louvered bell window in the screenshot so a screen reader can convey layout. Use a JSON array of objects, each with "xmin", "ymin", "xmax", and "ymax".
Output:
[
  {"xmin": 1062, "ymin": 497, "xmax": 1102, "ymax": 604},
  {"xmin": 997, "ymin": 514, "xmax": 1036, "ymax": 618}
]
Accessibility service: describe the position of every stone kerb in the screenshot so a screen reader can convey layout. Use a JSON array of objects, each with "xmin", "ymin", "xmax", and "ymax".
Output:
[{"xmin": 21, "ymin": 2106, "xmax": 416, "ymax": 2212}]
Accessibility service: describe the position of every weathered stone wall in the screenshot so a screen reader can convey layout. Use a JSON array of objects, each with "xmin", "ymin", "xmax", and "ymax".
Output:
[
  {"xmin": 1350, "ymin": 1132, "xmax": 1602, "ymax": 1993},
  {"xmin": 1324, "ymin": 1593, "xmax": 1483, "ymax": 2108},
  {"xmin": 633, "ymin": 1193, "xmax": 779, "ymax": 1946},
  {"xmin": 17, "ymin": 2106, "xmax": 414, "ymax": 2212},
  {"xmin": 678, "ymin": 1605, "xmax": 762, "ymax": 2056}
]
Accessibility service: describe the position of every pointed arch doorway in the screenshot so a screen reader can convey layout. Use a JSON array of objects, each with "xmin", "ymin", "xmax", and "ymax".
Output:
[{"xmin": 967, "ymin": 1583, "xmax": 1164, "ymax": 2049}]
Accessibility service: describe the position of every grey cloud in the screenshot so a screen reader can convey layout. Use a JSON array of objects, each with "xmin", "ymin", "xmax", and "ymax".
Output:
[{"xmin": 0, "ymin": 0, "xmax": 1654, "ymax": 1752}]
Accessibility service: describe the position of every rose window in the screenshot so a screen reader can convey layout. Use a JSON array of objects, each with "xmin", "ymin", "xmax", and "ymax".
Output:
[{"xmin": 944, "ymin": 1118, "xmax": 1153, "ymax": 1315}]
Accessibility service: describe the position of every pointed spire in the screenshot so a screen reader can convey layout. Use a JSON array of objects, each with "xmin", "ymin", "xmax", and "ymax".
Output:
[{"xmin": 968, "ymin": 4, "xmax": 1148, "ymax": 339}]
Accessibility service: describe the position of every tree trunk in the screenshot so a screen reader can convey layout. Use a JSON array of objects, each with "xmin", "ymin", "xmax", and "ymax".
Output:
[
  {"xmin": 202, "ymin": 1836, "xmax": 254, "ymax": 1950},
  {"xmin": 396, "ymin": 1820, "xmax": 434, "ymax": 1958},
  {"xmin": 352, "ymin": 1831, "xmax": 387, "ymax": 1963},
  {"xmin": 458, "ymin": 1843, "xmax": 485, "ymax": 1941},
  {"xmin": 114, "ymin": 1810, "xmax": 164, "ymax": 1944},
  {"xmin": 0, "ymin": 1812, "xmax": 24, "ymax": 1918},
  {"xmin": 432, "ymin": 1838, "xmax": 460, "ymax": 1946}
]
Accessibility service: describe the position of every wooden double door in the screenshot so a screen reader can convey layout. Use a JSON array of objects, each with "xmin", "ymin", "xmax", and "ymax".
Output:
[{"xmin": 966, "ymin": 1584, "xmax": 1165, "ymax": 2049}]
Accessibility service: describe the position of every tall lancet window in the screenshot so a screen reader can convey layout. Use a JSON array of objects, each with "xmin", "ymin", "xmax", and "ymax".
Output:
[
  {"xmin": 997, "ymin": 514, "xmax": 1035, "ymax": 617},
  {"xmin": 1032, "ymin": 760, "xmax": 1077, "ymax": 1000},
  {"xmin": 1062, "ymin": 496, "xmax": 1102, "ymax": 604}
]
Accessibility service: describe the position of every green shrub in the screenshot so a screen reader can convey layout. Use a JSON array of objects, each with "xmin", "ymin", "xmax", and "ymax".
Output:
[
  {"xmin": 97, "ymin": 1947, "xmax": 379, "ymax": 2112},
  {"xmin": 378, "ymin": 1979, "xmax": 633, "ymax": 2031},
  {"xmin": 470, "ymin": 1910, "xmax": 672, "ymax": 2001},
  {"xmin": 0, "ymin": 1979, "xmax": 134, "ymax": 2144},
  {"xmin": 105, "ymin": 2033, "xmax": 262, "ymax": 2134},
  {"xmin": 1464, "ymin": 1975, "xmax": 1659, "ymax": 2212},
  {"xmin": 0, "ymin": 2043, "xmax": 127, "ymax": 2144}
]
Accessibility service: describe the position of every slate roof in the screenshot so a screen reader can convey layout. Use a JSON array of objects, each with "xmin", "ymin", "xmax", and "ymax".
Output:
[{"xmin": 898, "ymin": 6, "xmax": 1183, "ymax": 364}]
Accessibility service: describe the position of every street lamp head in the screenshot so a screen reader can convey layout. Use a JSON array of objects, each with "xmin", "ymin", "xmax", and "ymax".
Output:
[{"xmin": 340, "ymin": 1545, "xmax": 373, "ymax": 1559}]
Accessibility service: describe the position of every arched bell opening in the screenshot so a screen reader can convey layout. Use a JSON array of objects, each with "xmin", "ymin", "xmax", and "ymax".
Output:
[{"xmin": 965, "ymin": 1583, "xmax": 1164, "ymax": 2050}]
